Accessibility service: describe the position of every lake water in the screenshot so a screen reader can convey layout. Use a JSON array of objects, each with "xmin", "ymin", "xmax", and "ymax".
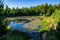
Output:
[{"xmin": 9, "ymin": 21, "xmax": 41, "ymax": 40}]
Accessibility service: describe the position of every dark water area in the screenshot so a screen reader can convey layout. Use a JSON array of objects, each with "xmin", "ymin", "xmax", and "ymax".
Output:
[
  {"xmin": 9, "ymin": 21, "xmax": 41, "ymax": 40},
  {"xmin": 25, "ymin": 32, "xmax": 41, "ymax": 40}
]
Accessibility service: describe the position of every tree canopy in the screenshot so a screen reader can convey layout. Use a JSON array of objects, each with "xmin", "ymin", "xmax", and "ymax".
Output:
[{"xmin": 3, "ymin": 3, "xmax": 60, "ymax": 17}]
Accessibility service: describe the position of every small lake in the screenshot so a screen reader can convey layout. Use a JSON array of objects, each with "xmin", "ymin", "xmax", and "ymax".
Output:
[{"xmin": 8, "ymin": 21, "xmax": 41, "ymax": 40}]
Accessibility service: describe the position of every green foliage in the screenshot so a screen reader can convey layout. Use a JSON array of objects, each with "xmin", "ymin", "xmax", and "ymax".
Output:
[
  {"xmin": 46, "ymin": 36, "xmax": 57, "ymax": 40},
  {"xmin": 0, "ymin": 0, "xmax": 7, "ymax": 36},
  {"xmin": 0, "ymin": 31, "xmax": 30, "ymax": 40},
  {"xmin": 51, "ymin": 9, "xmax": 60, "ymax": 24},
  {"xmin": 40, "ymin": 9, "xmax": 60, "ymax": 32},
  {"xmin": 40, "ymin": 17, "xmax": 51, "ymax": 32},
  {"xmin": 1, "ymin": 2, "xmax": 60, "ymax": 40},
  {"xmin": 4, "ymin": 3, "xmax": 60, "ymax": 17}
]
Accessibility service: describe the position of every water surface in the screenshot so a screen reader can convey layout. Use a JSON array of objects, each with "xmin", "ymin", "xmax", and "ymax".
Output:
[{"xmin": 9, "ymin": 21, "xmax": 41, "ymax": 40}]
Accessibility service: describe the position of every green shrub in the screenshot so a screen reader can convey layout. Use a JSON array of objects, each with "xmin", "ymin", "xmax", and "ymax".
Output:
[{"xmin": 46, "ymin": 36, "xmax": 57, "ymax": 40}]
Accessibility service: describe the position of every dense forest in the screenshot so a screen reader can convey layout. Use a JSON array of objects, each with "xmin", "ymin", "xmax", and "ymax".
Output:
[{"xmin": 4, "ymin": 3, "xmax": 60, "ymax": 17}]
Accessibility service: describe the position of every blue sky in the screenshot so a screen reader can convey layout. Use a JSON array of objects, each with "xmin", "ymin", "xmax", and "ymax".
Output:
[{"xmin": 4, "ymin": 0, "xmax": 60, "ymax": 8}]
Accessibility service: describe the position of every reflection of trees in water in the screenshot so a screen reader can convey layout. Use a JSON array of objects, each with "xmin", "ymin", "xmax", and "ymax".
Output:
[{"xmin": 11, "ymin": 19, "xmax": 31, "ymax": 23}]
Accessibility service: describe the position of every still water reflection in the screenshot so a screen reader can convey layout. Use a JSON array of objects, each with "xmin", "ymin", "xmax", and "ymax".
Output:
[{"xmin": 9, "ymin": 21, "xmax": 41, "ymax": 40}]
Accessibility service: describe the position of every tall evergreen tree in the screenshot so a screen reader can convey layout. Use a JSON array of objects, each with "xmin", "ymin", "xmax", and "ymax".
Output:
[{"xmin": 0, "ymin": 0, "xmax": 6, "ymax": 36}]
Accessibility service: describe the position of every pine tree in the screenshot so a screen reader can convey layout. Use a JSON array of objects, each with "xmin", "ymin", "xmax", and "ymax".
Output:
[{"xmin": 0, "ymin": 0, "xmax": 6, "ymax": 36}]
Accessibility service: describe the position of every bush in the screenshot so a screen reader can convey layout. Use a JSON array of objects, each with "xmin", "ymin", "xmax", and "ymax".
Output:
[{"xmin": 46, "ymin": 36, "xmax": 57, "ymax": 40}]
